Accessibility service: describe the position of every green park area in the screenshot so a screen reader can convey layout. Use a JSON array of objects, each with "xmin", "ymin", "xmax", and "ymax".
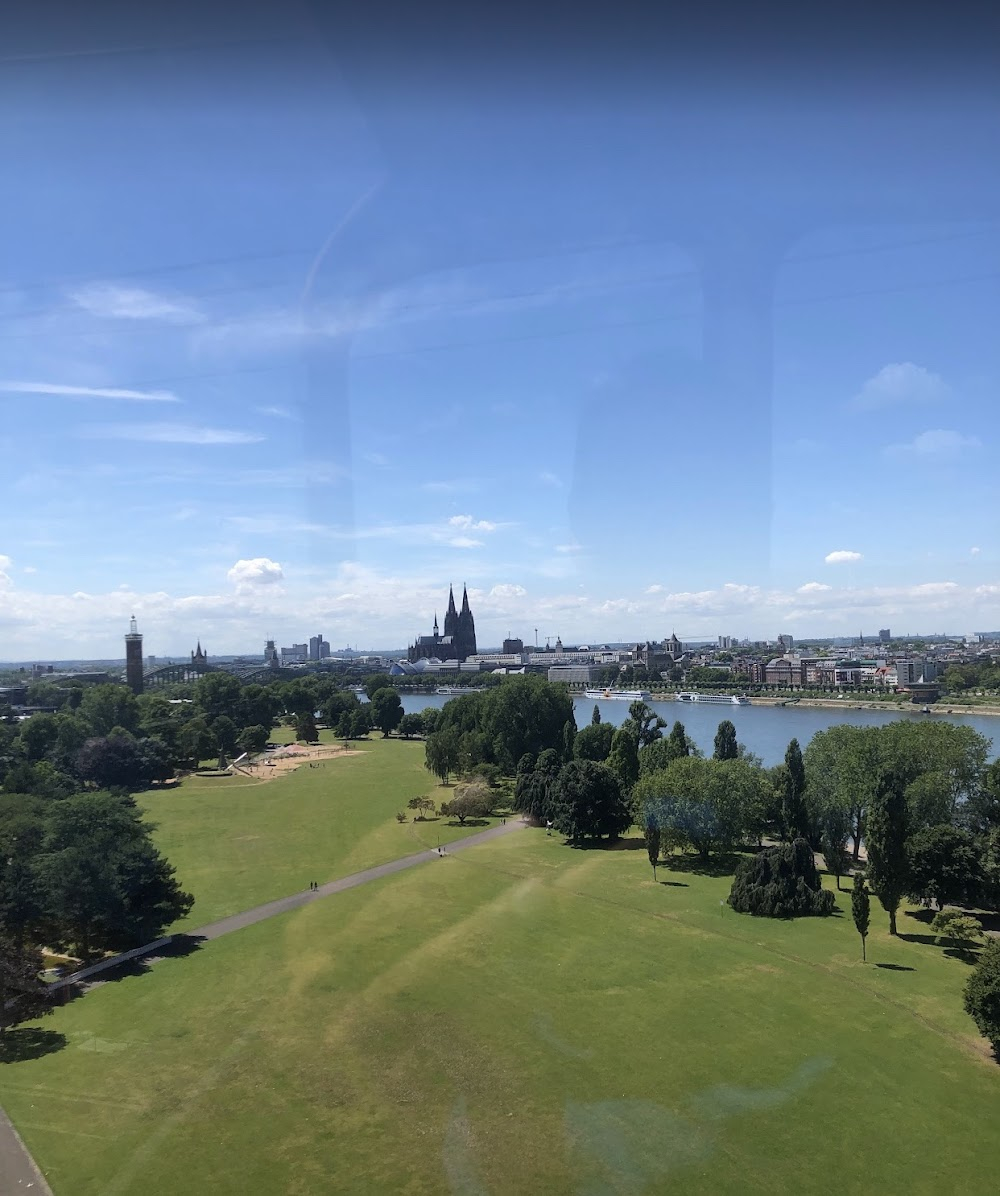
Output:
[
  {"xmin": 142, "ymin": 733, "xmax": 487, "ymax": 928},
  {"xmin": 2, "ymin": 737, "xmax": 1000, "ymax": 1193}
]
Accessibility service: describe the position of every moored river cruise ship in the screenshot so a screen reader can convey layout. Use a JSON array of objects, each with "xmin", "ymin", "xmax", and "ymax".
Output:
[{"xmin": 675, "ymin": 692, "xmax": 751, "ymax": 705}]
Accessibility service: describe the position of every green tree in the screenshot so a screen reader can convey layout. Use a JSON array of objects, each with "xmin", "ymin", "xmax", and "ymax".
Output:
[
  {"xmin": 906, "ymin": 824, "xmax": 982, "ymax": 911},
  {"xmin": 75, "ymin": 732, "xmax": 148, "ymax": 790},
  {"xmin": 370, "ymin": 688, "xmax": 404, "ymax": 738},
  {"xmin": 782, "ymin": 738, "xmax": 808, "ymax": 839},
  {"xmin": 211, "ymin": 715, "xmax": 239, "ymax": 755},
  {"xmin": 0, "ymin": 937, "xmax": 52, "ymax": 1039},
  {"xmin": 644, "ymin": 816, "xmax": 661, "ymax": 873},
  {"xmin": 193, "ymin": 672, "xmax": 242, "ymax": 724},
  {"xmin": 550, "ymin": 760, "xmax": 631, "ymax": 843},
  {"xmin": 562, "ymin": 718, "xmax": 577, "ymax": 761},
  {"xmin": 628, "ymin": 701, "xmax": 667, "ymax": 748},
  {"xmin": 713, "ymin": 719, "xmax": 738, "ymax": 761},
  {"xmin": 364, "ymin": 673, "xmax": 394, "ymax": 700},
  {"xmin": 237, "ymin": 725, "xmax": 270, "ymax": 756},
  {"xmin": 635, "ymin": 757, "xmax": 767, "ymax": 860},
  {"xmin": 852, "ymin": 872, "xmax": 871, "ymax": 962},
  {"xmin": 573, "ymin": 722, "xmax": 615, "ymax": 763},
  {"xmin": 441, "ymin": 782, "xmax": 493, "ymax": 824},
  {"xmin": 79, "ymin": 684, "xmax": 140, "ymax": 737},
  {"xmin": 931, "ymin": 909, "xmax": 985, "ymax": 960},
  {"xmin": 41, "ymin": 792, "xmax": 193, "ymax": 957},
  {"xmin": 425, "ymin": 727, "xmax": 461, "ymax": 784},
  {"xmin": 866, "ymin": 769, "xmax": 910, "ymax": 936},
  {"xmin": 805, "ymin": 725, "xmax": 880, "ymax": 861},
  {"xmin": 295, "ymin": 712, "xmax": 319, "ymax": 743},
  {"xmin": 591, "ymin": 704, "xmax": 601, "ymax": 725},
  {"xmin": 607, "ymin": 725, "xmax": 640, "ymax": 793},
  {"xmin": 667, "ymin": 720, "xmax": 690, "ymax": 758},
  {"xmin": 397, "ymin": 713, "xmax": 424, "ymax": 739},
  {"xmin": 177, "ymin": 718, "xmax": 215, "ymax": 768},
  {"xmin": 728, "ymin": 839, "xmax": 835, "ymax": 918},
  {"xmin": 236, "ymin": 684, "xmax": 280, "ymax": 731},
  {"xmin": 17, "ymin": 713, "xmax": 60, "ymax": 762},
  {"xmin": 964, "ymin": 939, "xmax": 1000, "ymax": 1055},
  {"xmin": 820, "ymin": 832, "xmax": 847, "ymax": 890}
]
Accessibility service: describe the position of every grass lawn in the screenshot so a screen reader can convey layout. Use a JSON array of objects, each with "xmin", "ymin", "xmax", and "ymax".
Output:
[
  {"xmin": 2, "ymin": 832, "xmax": 999, "ymax": 1194},
  {"xmin": 142, "ymin": 734, "xmax": 500, "ymax": 929}
]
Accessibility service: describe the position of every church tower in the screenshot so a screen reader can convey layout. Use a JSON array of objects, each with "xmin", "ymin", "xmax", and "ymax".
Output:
[
  {"xmin": 191, "ymin": 641, "xmax": 207, "ymax": 666},
  {"xmin": 443, "ymin": 584, "xmax": 459, "ymax": 639},
  {"xmin": 457, "ymin": 584, "xmax": 477, "ymax": 659},
  {"xmin": 125, "ymin": 615, "xmax": 144, "ymax": 695}
]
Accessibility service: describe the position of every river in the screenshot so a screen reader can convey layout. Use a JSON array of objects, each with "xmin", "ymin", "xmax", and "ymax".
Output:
[{"xmin": 398, "ymin": 692, "xmax": 998, "ymax": 766}]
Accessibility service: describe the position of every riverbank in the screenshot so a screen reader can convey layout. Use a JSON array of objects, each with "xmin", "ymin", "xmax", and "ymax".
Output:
[{"xmin": 752, "ymin": 696, "xmax": 1000, "ymax": 717}]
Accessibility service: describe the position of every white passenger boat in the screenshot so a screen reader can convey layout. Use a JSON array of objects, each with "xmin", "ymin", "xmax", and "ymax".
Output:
[
  {"xmin": 675, "ymin": 692, "xmax": 751, "ymax": 705},
  {"xmin": 583, "ymin": 689, "xmax": 652, "ymax": 701}
]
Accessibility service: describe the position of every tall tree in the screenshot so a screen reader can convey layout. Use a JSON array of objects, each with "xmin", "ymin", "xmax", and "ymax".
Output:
[
  {"xmin": 79, "ymin": 684, "xmax": 140, "ymax": 737},
  {"xmin": 591, "ymin": 704, "xmax": 601, "ymax": 725},
  {"xmin": 713, "ymin": 720, "xmax": 739, "ymax": 761},
  {"xmin": 0, "ymin": 937, "xmax": 51, "ymax": 1039},
  {"xmin": 192, "ymin": 672, "xmax": 242, "ymax": 724},
  {"xmin": 851, "ymin": 872, "xmax": 871, "ymax": 962},
  {"xmin": 627, "ymin": 701, "xmax": 667, "ymax": 748},
  {"xmin": 782, "ymin": 738, "xmax": 808, "ymax": 840},
  {"xmin": 644, "ymin": 816, "xmax": 661, "ymax": 875},
  {"xmin": 964, "ymin": 939, "xmax": 1000, "ymax": 1056},
  {"xmin": 425, "ymin": 727, "xmax": 461, "ymax": 784},
  {"xmin": 607, "ymin": 726, "xmax": 640, "ymax": 793},
  {"xmin": 906, "ymin": 824, "xmax": 982, "ymax": 911},
  {"xmin": 364, "ymin": 673, "xmax": 395, "ymax": 700},
  {"xmin": 295, "ymin": 712, "xmax": 319, "ymax": 743},
  {"xmin": 211, "ymin": 715, "xmax": 239, "ymax": 755},
  {"xmin": 866, "ymin": 769, "xmax": 910, "ymax": 936},
  {"xmin": 667, "ymin": 720, "xmax": 690, "ymax": 758},
  {"xmin": 562, "ymin": 719, "xmax": 577, "ymax": 762},
  {"xmin": 573, "ymin": 722, "xmax": 615, "ymax": 763},
  {"xmin": 370, "ymin": 688, "xmax": 404, "ymax": 738},
  {"xmin": 550, "ymin": 761, "xmax": 631, "ymax": 843}
]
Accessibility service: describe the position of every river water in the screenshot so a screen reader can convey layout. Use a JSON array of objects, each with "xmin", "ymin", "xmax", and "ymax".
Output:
[{"xmin": 399, "ymin": 693, "xmax": 999, "ymax": 766}]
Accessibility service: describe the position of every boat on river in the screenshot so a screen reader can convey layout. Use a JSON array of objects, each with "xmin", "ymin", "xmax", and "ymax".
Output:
[
  {"xmin": 583, "ymin": 689, "xmax": 652, "ymax": 701},
  {"xmin": 675, "ymin": 692, "xmax": 751, "ymax": 705}
]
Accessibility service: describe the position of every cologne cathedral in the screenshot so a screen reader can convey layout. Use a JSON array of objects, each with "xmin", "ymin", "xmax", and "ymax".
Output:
[{"xmin": 408, "ymin": 585, "xmax": 477, "ymax": 662}]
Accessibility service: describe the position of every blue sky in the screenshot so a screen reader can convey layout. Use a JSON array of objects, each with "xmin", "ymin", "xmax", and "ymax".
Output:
[{"xmin": 1, "ymin": 5, "xmax": 999, "ymax": 658}]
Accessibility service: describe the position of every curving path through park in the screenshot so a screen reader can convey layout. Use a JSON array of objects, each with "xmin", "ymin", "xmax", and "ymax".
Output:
[{"xmin": 0, "ymin": 818, "xmax": 528, "ymax": 1192}]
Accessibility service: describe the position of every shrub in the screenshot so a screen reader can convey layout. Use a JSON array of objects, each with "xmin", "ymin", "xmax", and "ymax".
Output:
[
  {"xmin": 931, "ymin": 910, "xmax": 985, "ymax": 959},
  {"xmin": 395, "ymin": 811, "xmax": 407, "ymax": 823},
  {"xmin": 964, "ymin": 939, "xmax": 1000, "ymax": 1055},
  {"xmin": 729, "ymin": 838, "xmax": 835, "ymax": 918}
]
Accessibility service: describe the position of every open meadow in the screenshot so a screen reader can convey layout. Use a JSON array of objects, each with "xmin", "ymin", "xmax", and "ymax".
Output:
[
  {"xmin": 141, "ymin": 734, "xmax": 492, "ymax": 928},
  {"xmin": 2, "ymin": 821, "xmax": 1000, "ymax": 1194}
]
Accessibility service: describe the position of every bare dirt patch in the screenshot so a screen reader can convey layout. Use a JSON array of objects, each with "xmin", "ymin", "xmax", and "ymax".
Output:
[{"xmin": 237, "ymin": 742, "xmax": 366, "ymax": 782}]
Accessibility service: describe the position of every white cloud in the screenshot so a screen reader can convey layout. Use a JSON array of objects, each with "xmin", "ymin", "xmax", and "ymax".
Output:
[
  {"xmin": 446, "ymin": 536, "xmax": 484, "ymax": 549},
  {"xmin": 255, "ymin": 405, "xmax": 298, "ymax": 420},
  {"xmin": 448, "ymin": 515, "xmax": 497, "ymax": 532},
  {"xmin": 0, "ymin": 553, "xmax": 11, "ymax": 589},
  {"xmin": 825, "ymin": 550, "xmax": 863, "ymax": 564},
  {"xmin": 0, "ymin": 381, "xmax": 179, "ymax": 402},
  {"xmin": 971, "ymin": 546, "xmax": 981, "ymax": 556},
  {"xmin": 488, "ymin": 584, "xmax": 527, "ymax": 599},
  {"xmin": 22, "ymin": 565, "xmax": 37, "ymax": 574},
  {"xmin": 555, "ymin": 543, "xmax": 582, "ymax": 554},
  {"xmin": 885, "ymin": 429, "xmax": 982, "ymax": 458},
  {"xmin": 851, "ymin": 362, "xmax": 949, "ymax": 409},
  {"xmin": 227, "ymin": 558, "xmax": 284, "ymax": 589},
  {"xmin": 80, "ymin": 423, "xmax": 264, "ymax": 445},
  {"xmin": 797, "ymin": 581, "xmax": 832, "ymax": 593},
  {"xmin": 645, "ymin": 584, "xmax": 664, "ymax": 594},
  {"xmin": 69, "ymin": 283, "xmax": 204, "ymax": 324},
  {"xmin": 538, "ymin": 471, "xmax": 563, "ymax": 488}
]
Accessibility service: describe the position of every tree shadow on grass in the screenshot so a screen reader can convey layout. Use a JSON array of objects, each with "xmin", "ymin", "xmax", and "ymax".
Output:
[
  {"xmin": 608, "ymin": 836, "xmax": 647, "ymax": 851},
  {"xmin": 661, "ymin": 852, "xmax": 742, "ymax": 878},
  {"xmin": 876, "ymin": 963, "xmax": 916, "ymax": 972},
  {"xmin": 0, "ymin": 1027, "xmax": 67, "ymax": 1063},
  {"xmin": 57, "ymin": 935, "xmax": 205, "ymax": 1001},
  {"xmin": 445, "ymin": 818, "xmax": 489, "ymax": 828},
  {"xmin": 659, "ymin": 880, "xmax": 689, "ymax": 888}
]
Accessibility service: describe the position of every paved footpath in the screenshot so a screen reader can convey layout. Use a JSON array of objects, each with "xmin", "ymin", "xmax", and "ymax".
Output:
[{"xmin": 0, "ymin": 818, "xmax": 527, "ymax": 1193}]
